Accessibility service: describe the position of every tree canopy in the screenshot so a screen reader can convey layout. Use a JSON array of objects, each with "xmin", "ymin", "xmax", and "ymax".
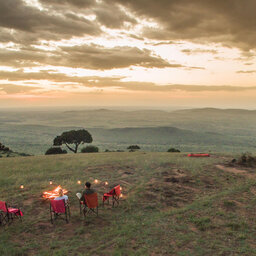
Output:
[{"xmin": 53, "ymin": 129, "xmax": 93, "ymax": 153}]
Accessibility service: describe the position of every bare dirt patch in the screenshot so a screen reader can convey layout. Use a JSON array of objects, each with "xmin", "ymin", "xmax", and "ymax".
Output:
[
  {"xmin": 144, "ymin": 168, "xmax": 199, "ymax": 208},
  {"xmin": 216, "ymin": 164, "xmax": 256, "ymax": 178}
]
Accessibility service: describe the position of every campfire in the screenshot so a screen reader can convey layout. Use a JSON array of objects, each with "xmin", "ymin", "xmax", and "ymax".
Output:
[{"xmin": 42, "ymin": 185, "xmax": 68, "ymax": 200}]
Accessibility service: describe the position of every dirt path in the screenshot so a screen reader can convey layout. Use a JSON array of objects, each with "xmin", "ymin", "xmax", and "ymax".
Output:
[{"xmin": 216, "ymin": 164, "xmax": 256, "ymax": 179}]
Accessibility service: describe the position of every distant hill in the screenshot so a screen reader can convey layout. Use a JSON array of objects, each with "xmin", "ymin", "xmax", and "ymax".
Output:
[{"xmin": 0, "ymin": 108, "xmax": 256, "ymax": 154}]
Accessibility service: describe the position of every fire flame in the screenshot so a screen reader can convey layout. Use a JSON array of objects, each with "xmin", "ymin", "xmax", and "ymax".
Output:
[{"xmin": 42, "ymin": 185, "xmax": 68, "ymax": 199}]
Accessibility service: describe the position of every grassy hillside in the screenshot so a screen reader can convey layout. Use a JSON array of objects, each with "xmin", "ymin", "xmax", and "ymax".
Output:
[
  {"xmin": 1, "ymin": 152, "xmax": 256, "ymax": 255},
  {"xmin": 1, "ymin": 108, "xmax": 256, "ymax": 154}
]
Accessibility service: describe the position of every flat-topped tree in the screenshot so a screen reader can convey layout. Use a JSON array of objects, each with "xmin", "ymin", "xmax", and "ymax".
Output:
[{"xmin": 53, "ymin": 129, "xmax": 92, "ymax": 153}]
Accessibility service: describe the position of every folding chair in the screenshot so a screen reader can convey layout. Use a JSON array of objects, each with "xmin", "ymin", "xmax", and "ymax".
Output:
[
  {"xmin": 50, "ymin": 199, "xmax": 70, "ymax": 224},
  {"xmin": 82, "ymin": 193, "xmax": 98, "ymax": 219},
  {"xmin": 0, "ymin": 201, "xmax": 23, "ymax": 226},
  {"xmin": 103, "ymin": 185, "xmax": 121, "ymax": 207}
]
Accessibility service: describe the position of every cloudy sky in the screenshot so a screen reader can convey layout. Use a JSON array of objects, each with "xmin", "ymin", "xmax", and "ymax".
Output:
[{"xmin": 1, "ymin": 0, "xmax": 256, "ymax": 109}]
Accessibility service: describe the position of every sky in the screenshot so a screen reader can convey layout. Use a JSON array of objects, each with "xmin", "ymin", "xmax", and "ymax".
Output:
[{"xmin": 1, "ymin": 0, "xmax": 256, "ymax": 109}]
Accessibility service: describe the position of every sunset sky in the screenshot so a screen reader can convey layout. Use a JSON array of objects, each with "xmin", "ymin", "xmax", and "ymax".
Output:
[{"xmin": 1, "ymin": 0, "xmax": 256, "ymax": 109}]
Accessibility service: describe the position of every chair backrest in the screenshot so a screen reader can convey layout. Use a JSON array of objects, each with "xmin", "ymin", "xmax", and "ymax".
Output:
[
  {"xmin": 114, "ymin": 185, "xmax": 121, "ymax": 197},
  {"xmin": 0, "ymin": 201, "xmax": 7, "ymax": 212},
  {"xmin": 85, "ymin": 193, "xmax": 98, "ymax": 208},
  {"xmin": 50, "ymin": 199, "xmax": 66, "ymax": 213}
]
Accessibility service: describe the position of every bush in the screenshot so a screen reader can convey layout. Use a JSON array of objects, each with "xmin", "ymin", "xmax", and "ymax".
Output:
[
  {"xmin": 19, "ymin": 153, "xmax": 31, "ymax": 157},
  {"xmin": 127, "ymin": 145, "xmax": 140, "ymax": 152},
  {"xmin": 167, "ymin": 147, "xmax": 180, "ymax": 152},
  {"xmin": 45, "ymin": 147, "xmax": 67, "ymax": 155},
  {"xmin": 81, "ymin": 145, "xmax": 99, "ymax": 153},
  {"xmin": 0, "ymin": 142, "xmax": 10, "ymax": 152},
  {"xmin": 237, "ymin": 152, "xmax": 256, "ymax": 167},
  {"xmin": 191, "ymin": 217, "xmax": 212, "ymax": 231}
]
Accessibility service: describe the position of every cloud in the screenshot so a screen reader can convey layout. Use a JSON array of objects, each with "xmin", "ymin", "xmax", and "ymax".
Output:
[
  {"xmin": 39, "ymin": 0, "xmax": 96, "ymax": 8},
  {"xmin": 181, "ymin": 49, "xmax": 218, "ymax": 55},
  {"xmin": 151, "ymin": 41, "xmax": 177, "ymax": 46},
  {"xmin": 0, "ymin": 84, "xmax": 40, "ymax": 94},
  {"xmin": 39, "ymin": 0, "xmax": 136, "ymax": 29},
  {"xmin": 0, "ymin": 44, "xmax": 186, "ymax": 69},
  {"xmin": 236, "ymin": 70, "xmax": 256, "ymax": 74},
  {"xmin": 0, "ymin": 0, "xmax": 101, "ymax": 43},
  {"xmin": 1, "ymin": 70, "xmax": 256, "ymax": 93},
  {"xmin": 0, "ymin": 48, "xmax": 48, "ymax": 67},
  {"xmin": 94, "ymin": 3, "xmax": 137, "ymax": 29},
  {"xmin": 58, "ymin": 45, "xmax": 183, "ymax": 69},
  {"xmin": 107, "ymin": 0, "xmax": 256, "ymax": 51},
  {"xmin": 115, "ymin": 83, "xmax": 256, "ymax": 92}
]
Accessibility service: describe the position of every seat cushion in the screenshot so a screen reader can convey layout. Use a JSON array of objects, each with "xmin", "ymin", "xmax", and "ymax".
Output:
[{"xmin": 8, "ymin": 208, "xmax": 23, "ymax": 216}]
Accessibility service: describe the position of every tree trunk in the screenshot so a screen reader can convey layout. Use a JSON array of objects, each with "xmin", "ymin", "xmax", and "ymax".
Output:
[
  {"xmin": 65, "ymin": 143, "xmax": 76, "ymax": 153},
  {"xmin": 74, "ymin": 143, "xmax": 79, "ymax": 153}
]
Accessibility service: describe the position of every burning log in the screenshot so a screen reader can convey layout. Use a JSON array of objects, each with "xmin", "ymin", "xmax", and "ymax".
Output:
[{"xmin": 42, "ymin": 185, "xmax": 68, "ymax": 200}]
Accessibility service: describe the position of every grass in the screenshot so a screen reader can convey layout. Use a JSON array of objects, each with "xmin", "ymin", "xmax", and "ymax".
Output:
[{"xmin": 0, "ymin": 152, "xmax": 256, "ymax": 255}]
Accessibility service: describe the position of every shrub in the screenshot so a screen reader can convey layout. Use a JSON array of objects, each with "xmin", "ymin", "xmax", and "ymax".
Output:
[
  {"xmin": 81, "ymin": 145, "xmax": 99, "ymax": 153},
  {"xmin": 237, "ymin": 152, "xmax": 256, "ymax": 167},
  {"xmin": 191, "ymin": 217, "xmax": 212, "ymax": 231},
  {"xmin": 45, "ymin": 147, "xmax": 67, "ymax": 155},
  {"xmin": 0, "ymin": 142, "xmax": 10, "ymax": 152},
  {"xmin": 167, "ymin": 147, "xmax": 180, "ymax": 152},
  {"xmin": 19, "ymin": 153, "xmax": 31, "ymax": 157},
  {"xmin": 127, "ymin": 145, "xmax": 140, "ymax": 152}
]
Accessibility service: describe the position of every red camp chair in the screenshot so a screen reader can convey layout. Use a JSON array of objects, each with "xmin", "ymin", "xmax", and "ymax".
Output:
[
  {"xmin": 103, "ymin": 185, "xmax": 121, "ymax": 207},
  {"xmin": 0, "ymin": 201, "xmax": 23, "ymax": 226},
  {"xmin": 50, "ymin": 199, "xmax": 70, "ymax": 224},
  {"xmin": 81, "ymin": 193, "xmax": 98, "ymax": 219}
]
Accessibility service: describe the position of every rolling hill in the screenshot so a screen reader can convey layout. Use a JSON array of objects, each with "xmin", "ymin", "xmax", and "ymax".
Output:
[{"xmin": 0, "ymin": 108, "xmax": 256, "ymax": 154}]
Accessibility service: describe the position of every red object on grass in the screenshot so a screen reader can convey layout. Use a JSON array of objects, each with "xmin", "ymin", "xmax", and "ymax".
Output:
[
  {"xmin": 85, "ymin": 193, "xmax": 98, "ymax": 209},
  {"xmin": 0, "ymin": 201, "xmax": 23, "ymax": 225},
  {"xmin": 79, "ymin": 193, "xmax": 99, "ymax": 219},
  {"xmin": 50, "ymin": 199, "xmax": 66, "ymax": 213},
  {"xmin": 188, "ymin": 153, "xmax": 210, "ymax": 157},
  {"xmin": 103, "ymin": 185, "xmax": 121, "ymax": 207},
  {"xmin": 49, "ymin": 199, "xmax": 70, "ymax": 224}
]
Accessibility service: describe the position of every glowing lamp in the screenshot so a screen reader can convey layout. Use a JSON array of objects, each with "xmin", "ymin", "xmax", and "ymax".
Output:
[
  {"xmin": 77, "ymin": 180, "xmax": 81, "ymax": 184},
  {"xmin": 49, "ymin": 180, "xmax": 53, "ymax": 185},
  {"xmin": 120, "ymin": 194, "xmax": 123, "ymax": 198},
  {"xmin": 120, "ymin": 186, "xmax": 122, "ymax": 191},
  {"xmin": 105, "ymin": 181, "xmax": 108, "ymax": 185},
  {"xmin": 94, "ymin": 179, "xmax": 99, "ymax": 184},
  {"xmin": 20, "ymin": 185, "xmax": 24, "ymax": 189}
]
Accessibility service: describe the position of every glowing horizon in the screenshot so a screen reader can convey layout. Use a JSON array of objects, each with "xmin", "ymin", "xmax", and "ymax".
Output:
[{"xmin": 0, "ymin": 0, "xmax": 256, "ymax": 109}]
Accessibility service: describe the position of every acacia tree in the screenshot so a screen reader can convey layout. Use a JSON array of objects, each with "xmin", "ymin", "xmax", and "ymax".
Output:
[{"xmin": 53, "ymin": 129, "xmax": 93, "ymax": 153}]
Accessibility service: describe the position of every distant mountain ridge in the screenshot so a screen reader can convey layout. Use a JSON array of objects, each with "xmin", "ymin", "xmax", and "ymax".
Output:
[{"xmin": 0, "ymin": 108, "xmax": 256, "ymax": 154}]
